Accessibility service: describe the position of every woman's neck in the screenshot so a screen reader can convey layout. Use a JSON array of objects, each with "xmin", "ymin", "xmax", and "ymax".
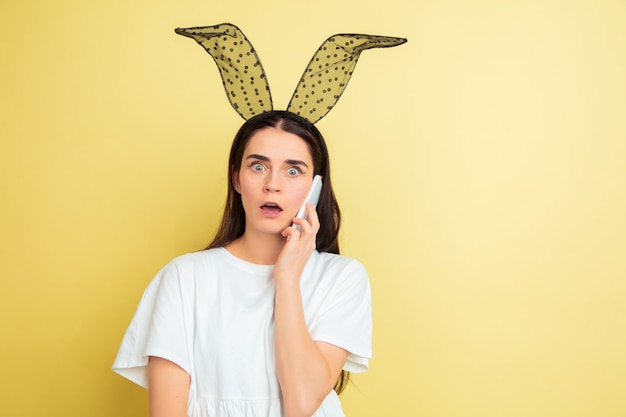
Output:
[{"xmin": 225, "ymin": 231, "xmax": 285, "ymax": 265}]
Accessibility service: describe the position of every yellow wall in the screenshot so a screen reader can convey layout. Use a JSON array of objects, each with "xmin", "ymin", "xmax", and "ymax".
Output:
[{"xmin": 1, "ymin": 0, "xmax": 625, "ymax": 416}]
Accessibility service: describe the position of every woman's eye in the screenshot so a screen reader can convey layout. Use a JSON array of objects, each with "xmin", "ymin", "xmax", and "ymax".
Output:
[
  {"xmin": 253, "ymin": 163, "xmax": 265, "ymax": 172},
  {"xmin": 287, "ymin": 167, "xmax": 299, "ymax": 176}
]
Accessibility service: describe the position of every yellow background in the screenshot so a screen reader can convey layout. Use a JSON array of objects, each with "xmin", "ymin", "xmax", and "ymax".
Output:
[{"xmin": 1, "ymin": 0, "xmax": 625, "ymax": 416}]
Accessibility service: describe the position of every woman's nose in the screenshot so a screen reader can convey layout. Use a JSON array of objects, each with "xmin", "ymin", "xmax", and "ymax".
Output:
[{"xmin": 263, "ymin": 173, "xmax": 283, "ymax": 192}]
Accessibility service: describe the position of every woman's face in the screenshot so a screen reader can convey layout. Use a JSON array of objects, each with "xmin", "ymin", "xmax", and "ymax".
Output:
[{"xmin": 234, "ymin": 126, "xmax": 315, "ymax": 236}]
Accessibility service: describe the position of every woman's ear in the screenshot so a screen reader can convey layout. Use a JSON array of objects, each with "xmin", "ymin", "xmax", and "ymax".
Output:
[{"xmin": 232, "ymin": 169, "xmax": 241, "ymax": 193}]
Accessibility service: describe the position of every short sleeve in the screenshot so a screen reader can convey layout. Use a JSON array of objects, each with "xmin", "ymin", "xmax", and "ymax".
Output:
[
  {"xmin": 308, "ymin": 258, "xmax": 372, "ymax": 373},
  {"xmin": 112, "ymin": 261, "xmax": 191, "ymax": 388}
]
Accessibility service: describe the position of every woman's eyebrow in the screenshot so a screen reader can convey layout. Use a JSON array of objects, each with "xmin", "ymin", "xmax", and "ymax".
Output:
[
  {"xmin": 245, "ymin": 154, "xmax": 309, "ymax": 168},
  {"xmin": 246, "ymin": 153, "xmax": 270, "ymax": 162},
  {"xmin": 284, "ymin": 159, "xmax": 309, "ymax": 168}
]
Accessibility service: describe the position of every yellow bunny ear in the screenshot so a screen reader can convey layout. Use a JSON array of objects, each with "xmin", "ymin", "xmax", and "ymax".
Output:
[
  {"xmin": 287, "ymin": 34, "xmax": 407, "ymax": 123},
  {"xmin": 175, "ymin": 23, "xmax": 273, "ymax": 120}
]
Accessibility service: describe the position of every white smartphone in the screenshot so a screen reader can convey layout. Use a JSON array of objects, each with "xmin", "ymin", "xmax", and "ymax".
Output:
[{"xmin": 292, "ymin": 175, "xmax": 322, "ymax": 230}]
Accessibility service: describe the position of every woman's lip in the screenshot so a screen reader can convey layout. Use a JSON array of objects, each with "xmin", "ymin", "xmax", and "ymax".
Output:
[
  {"xmin": 259, "ymin": 202, "xmax": 283, "ymax": 218},
  {"xmin": 260, "ymin": 201, "xmax": 283, "ymax": 209}
]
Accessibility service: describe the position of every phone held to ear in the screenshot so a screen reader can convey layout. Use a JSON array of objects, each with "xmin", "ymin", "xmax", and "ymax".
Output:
[{"xmin": 292, "ymin": 175, "xmax": 322, "ymax": 231}]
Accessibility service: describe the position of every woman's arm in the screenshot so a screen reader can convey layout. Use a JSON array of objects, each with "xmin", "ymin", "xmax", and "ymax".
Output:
[
  {"xmin": 148, "ymin": 356, "xmax": 190, "ymax": 417},
  {"xmin": 275, "ymin": 204, "xmax": 349, "ymax": 417},
  {"xmin": 274, "ymin": 281, "xmax": 348, "ymax": 417}
]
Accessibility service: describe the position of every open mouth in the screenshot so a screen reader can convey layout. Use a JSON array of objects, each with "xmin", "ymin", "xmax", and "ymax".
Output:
[{"xmin": 260, "ymin": 202, "xmax": 283, "ymax": 216}]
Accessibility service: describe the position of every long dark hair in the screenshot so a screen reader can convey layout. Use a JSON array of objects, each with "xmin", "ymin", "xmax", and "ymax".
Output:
[{"xmin": 206, "ymin": 111, "xmax": 349, "ymax": 393}]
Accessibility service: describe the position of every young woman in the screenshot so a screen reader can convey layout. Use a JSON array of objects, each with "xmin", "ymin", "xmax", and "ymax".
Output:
[{"xmin": 113, "ymin": 111, "xmax": 372, "ymax": 417}]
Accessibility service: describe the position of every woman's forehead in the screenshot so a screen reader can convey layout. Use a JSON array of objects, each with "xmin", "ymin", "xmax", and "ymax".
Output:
[{"xmin": 244, "ymin": 127, "xmax": 313, "ymax": 162}]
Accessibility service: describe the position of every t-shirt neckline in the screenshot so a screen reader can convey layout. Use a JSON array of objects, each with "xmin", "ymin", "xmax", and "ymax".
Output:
[{"xmin": 218, "ymin": 247, "xmax": 276, "ymax": 274}]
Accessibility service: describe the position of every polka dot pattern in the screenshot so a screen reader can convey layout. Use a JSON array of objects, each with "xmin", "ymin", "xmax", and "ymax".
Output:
[
  {"xmin": 176, "ymin": 24, "xmax": 407, "ymax": 123},
  {"xmin": 287, "ymin": 34, "xmax": 407, "ymax": 123},
  {"xmin": 175, "ymin": 24, "xmax": 273, "ymax": 120}
]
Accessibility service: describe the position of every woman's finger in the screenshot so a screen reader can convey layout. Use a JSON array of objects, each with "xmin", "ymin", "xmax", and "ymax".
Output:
[
  {"xmin": 305, "ymin": 203, "xmax": 320, "ymax": 233},
  {"xmin": 282, "ymin": 224, "xmax": 300, "ymax": 241}
]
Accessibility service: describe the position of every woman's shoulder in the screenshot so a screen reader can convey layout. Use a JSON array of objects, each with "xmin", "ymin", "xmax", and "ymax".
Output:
[
  {"xmin": 166, "ymin": 247, "xmax": 225, "ymax": 266},
  {"xmin": 312, "ymin": 250, "xmax": 364, "ymax": 266},
  {"xmin": 309, "ymin": 251, "xmax": 368, "ymax": 278},
  {"xmin": 154, "ymin": 248, "xmax": 227, "ymax": 280},
  {"xmin": 303, "ymin": 252, "xmax": 371, "ymax": 302}
]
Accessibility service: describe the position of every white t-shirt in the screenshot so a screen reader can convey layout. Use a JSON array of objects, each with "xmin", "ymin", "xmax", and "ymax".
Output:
[{"xmin": 112, "ymin": 247, "xmax": 372, "ymax": 417}]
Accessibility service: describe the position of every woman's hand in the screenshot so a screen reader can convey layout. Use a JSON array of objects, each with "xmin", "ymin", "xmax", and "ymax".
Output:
[{"xmin": 274, "ymin": 203, "xmax": 320, "ymax": 284}]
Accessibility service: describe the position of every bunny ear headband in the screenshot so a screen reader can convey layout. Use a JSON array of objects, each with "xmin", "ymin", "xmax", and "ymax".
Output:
[{"xmin": 175, "ymin": 23, "xmax": 407, "ymax": 123}]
